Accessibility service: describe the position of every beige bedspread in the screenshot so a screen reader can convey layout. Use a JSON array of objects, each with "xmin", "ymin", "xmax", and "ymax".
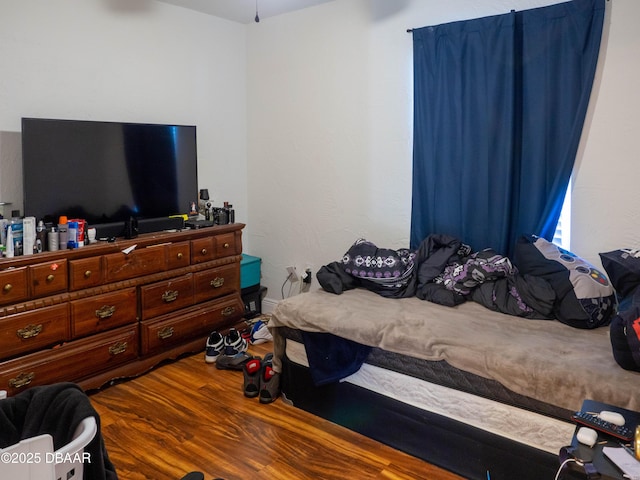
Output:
[{"xmin": 270, "ymin": 288, "xmax": 640, "ymax": 412}]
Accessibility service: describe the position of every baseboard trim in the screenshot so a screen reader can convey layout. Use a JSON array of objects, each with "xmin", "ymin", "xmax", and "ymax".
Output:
[{"xmin": 262, "ymin": 297, "xmax": 280, "ymax": 314}]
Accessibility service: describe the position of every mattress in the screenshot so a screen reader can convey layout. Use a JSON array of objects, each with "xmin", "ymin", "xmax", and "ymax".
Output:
[
  {"xmin": 282, "ymin": 333, "xmax": 575, "ymax": 456},
  {"xmin": 269, "ymin": 288, "xmax": 640, "ymax": 413}
]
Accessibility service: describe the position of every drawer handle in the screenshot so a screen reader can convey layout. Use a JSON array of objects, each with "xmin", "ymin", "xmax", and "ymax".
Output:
[
  {"xmin": 162, "ymin": 290, "xmax": 179, "ymax": 303},
  {"xmin": 84, "ymin": 270, "xmax": 92, "ymax": 278},
  {"xmin": 96, "ymin": 305, "xmax": 116, "ymax": 320},
  {"xmin": 109, "ymin": 342, "xmax": 128, "ymax": 356},
  {"xmin": 210, "ymin": 277, "xmax": 225, "ymax": 288},
  {"xmin": 46, "ymin": 274, "xmax": 55, "ymax": 283},
  {"xmin": 9, "ymin": 372, "xmax": 35, "ymax": 389},
  {"xmin": 223, "ymin": 243, "xmax": 230, "ymax": 248},
  {"xmin": 201, "ymin": 248, "xmax": 208, "ymax": 256},
  {"xmin": 3, "ymin": 283, "xmax": 12, "ymax": 293},
  {"xmin": 177, "ymin": 252, "xmax": 183, "ymax": 260},
  {"xmin": 221, "ymin": 306, "xmax": 235, "ymax": 317},
  {"xmin": 158, "ymin": 326, "xmax": 174, "ymax": 340},
  {"xmin": 16, "ymin": 323, "xmax": 43, "ymax": 339}
]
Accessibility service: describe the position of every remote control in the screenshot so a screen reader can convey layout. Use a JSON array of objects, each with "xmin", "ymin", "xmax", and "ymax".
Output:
[{"xmin": 572, "ymin": 411, "xmax": 635, "ymax": 442}]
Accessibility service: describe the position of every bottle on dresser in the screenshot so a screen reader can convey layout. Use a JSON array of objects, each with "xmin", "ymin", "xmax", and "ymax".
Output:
[
  {"xmin": 9, "ymin": 210, "xmax": 23, "ymax": 256},
  {"xmin": 58, "ymin": 216, "xmax": 68, "ymax": 250},
  {"xmin": 36, "ymin": 220, "xmax": 46, "ymax": 253}
]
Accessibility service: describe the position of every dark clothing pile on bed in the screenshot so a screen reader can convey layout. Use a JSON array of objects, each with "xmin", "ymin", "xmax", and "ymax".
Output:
[{"xmin": 317, "ymin": 234, "xmax": 556, "ymax": 319}]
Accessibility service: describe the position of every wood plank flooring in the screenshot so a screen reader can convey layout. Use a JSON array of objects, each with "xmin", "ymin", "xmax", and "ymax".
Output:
[{"xmin": 90, "ymin": 343, "xmax": 464, "ymax": 480}]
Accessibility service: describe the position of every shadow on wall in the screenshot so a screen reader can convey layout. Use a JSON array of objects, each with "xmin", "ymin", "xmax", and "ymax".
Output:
[
  {"xmin": 370, "ymin": 0, "xmax": 411, "ymax": 21},
  {"xmin": 0, "ymin": 131, "xmax": 23, "ymax": 216},
  {"xmin": 101, "ymin": 0, "xmax": 158, "ymax": 14}
]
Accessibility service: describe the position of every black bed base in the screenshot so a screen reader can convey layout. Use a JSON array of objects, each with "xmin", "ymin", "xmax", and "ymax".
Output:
[{"xmin": 281, "ymin": 354, "xmax": 565, "ymax": 480}]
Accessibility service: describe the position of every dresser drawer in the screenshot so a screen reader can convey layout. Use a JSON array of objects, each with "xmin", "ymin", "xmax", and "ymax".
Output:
[
  {"xmin": 191, "ymin": 237, "xmax": 215, "ymax": 264},
  {"xmin": 0, "ymin": 304, "xmax": 69, "ymax": 359},
  {"xmin": 140, "ymin": 295, "xmax": 244, "ymax": 355},
  {"xmin": 0, "ymin": 325, "xmax": 138, "ymax": 396},
  {"xmin": 104, "ymin": 246, "xmax": 166, "ymax": 282},
  {"xmin": 69, "ymin": 256, "xmax": 103, "ymax": 290},
  {"xmin": 70, "ymin": 287, "xmax": 138, "ymax": 338},
  {"xmin": 0, "ymin": 267, "xmax": 28, "ymax": 305},
  {"xmin": 167, "ymin": 241, "xmax": 191, "ymax": 270},
  {"xmin": 140, "ymin": 273, "xmax": 194, "ymax": 320},
  {"xmin": 29, "ymin": 259, "xmax": 68, "ymax": 298},
  {"xmin": 214, "ymin": 232, "xmax": 239, "ymax": 257},
  {"xmin": 194, "ymin": 263, "xmax": 240, "ymax": 304}
]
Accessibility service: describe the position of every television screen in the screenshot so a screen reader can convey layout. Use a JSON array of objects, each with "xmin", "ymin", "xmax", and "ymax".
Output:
[{"xmin": 22, "ymin": 118, "xmax": 198, "ymax": 229}]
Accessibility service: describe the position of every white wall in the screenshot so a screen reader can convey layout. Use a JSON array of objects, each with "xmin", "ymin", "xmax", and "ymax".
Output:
[
  {"xmin": 571, "ymin": 0, "xmax": 640, "ymax": 257},
  {"xmin": 2, "ymin": 0, "xmax": 638, "ymax": 311},
  {"xmin": 0, "ymin": 0, "xmax": 248, "ymax": 221},
  {"xmin": 247, "ymin": 0, "xmax": 640, "ymax": 307}
]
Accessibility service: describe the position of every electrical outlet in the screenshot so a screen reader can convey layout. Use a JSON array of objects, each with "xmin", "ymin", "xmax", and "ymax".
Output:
[
  {"xmin": 286, "ymin": 266, "xmax": 299, "ymax": 282},
  {"xmin": 303, "ymin": 267, "xmax": 312, "ymax": 284}
]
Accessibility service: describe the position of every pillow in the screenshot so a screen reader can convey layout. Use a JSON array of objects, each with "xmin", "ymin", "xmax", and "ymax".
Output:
[
  {"xmin": 514, "ymin": 235, "xmax": 615, "ymax": 329},
  {"xmin": 342, "ymin": 238, "xmax": 414, "ymax": 281},
  {"xmin": 599, "ymin": 249, "xmax": 640, "ymax": 300}
]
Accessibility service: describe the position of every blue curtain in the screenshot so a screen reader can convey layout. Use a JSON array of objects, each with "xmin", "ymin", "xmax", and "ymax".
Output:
[{"xmin": 410, "ymin": 0, "xmax": 605, "ymax": 257}]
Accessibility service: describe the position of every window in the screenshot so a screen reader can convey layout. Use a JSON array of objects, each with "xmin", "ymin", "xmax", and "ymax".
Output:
[{"xmin": 552, "ymin": 180, "xmax": 571, "ymax": 250}]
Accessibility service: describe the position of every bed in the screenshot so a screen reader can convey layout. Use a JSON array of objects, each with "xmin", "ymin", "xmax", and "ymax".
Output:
[{"xmin": 268, "ymin": 238, "xmax": 640, "ymax": 480}]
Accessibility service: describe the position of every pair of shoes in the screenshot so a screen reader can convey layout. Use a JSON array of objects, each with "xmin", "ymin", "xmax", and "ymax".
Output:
[
  {"xmin": 243, "ymin": 353, "xmax": 280, "ymax": 404},
  {"xmin": 216, "ymin": 328, "xmax": 252, "ymax": 370},
  {"xmin": 249, "ymin": 320, "xmax": 273, "ymax": 345},
  {"xmin": 204, "ymin": 328, "xmax": 248, "ymax": 364}
]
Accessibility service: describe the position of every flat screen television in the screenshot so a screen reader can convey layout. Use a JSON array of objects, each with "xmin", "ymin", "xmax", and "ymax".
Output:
[{"xmin": 22, "ymin": 117, "xmax": 198, "ymax": 236}]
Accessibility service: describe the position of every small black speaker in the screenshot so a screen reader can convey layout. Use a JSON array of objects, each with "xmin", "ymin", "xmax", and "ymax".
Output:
[{"xmin": 137, "ymin": 216, "xmax": 185, "ymax": 234}]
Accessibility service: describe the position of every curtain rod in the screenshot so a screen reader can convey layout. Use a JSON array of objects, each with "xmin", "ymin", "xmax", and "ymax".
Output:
[{"xmin": 406, "ymin": 0, "xmax": 610, "ymax": 33}]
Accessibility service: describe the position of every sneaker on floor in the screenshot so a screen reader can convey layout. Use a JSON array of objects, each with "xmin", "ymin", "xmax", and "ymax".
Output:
[
  {"xmin": 250, "ymin": 320, "xmax": 273, "ymax": 345},
  {"xmin": 204, "ymin": 331, "xmax": 224, "ymax": 364},
  {"xmin": 224, "ymin": 327, "xmax": 248, "ymax": 356},
  {"xmin": 216, "ymin": 352, "xmax": 253, "ymax": 371},
  {"xmin": 259, "ymin": 353, "xmax": 280, "ymax": 404},
  {"xmin": 243, "ymin": 356, "xmax": 262, "ymax": 398}
]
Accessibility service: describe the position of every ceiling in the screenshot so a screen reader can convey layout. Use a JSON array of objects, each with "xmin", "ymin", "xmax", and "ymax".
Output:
[{"xmin": 155, "ymin": 0, "xmax": 335, "ymax": 24}]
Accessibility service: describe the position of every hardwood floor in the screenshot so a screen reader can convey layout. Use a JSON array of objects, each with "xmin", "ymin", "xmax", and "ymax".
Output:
[{"xmin": 90, "ymin": 342, "xmax": 464, "ymax": 480}]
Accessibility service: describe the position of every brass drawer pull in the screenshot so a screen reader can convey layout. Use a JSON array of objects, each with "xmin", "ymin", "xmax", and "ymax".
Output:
[
  {"xmin": 223, "ymin": 243, "xmax": 230, "ymax": 248},
  {"xmin": 16, "ymin": 323, "xmax": 43, "ymax": 339},
  {"xmin": 84, "ymin": 270, "xmax": 92, "ymax": 278},
  {"xmin": 210, "ymin": 277, "xmax": 225, "ymax": 288},
  {"xmin": 96, "ymin": 305, "xmax": 116, "ymax": 319},
  {"xmin": 177, "ymin": 252, "xmax": 183, "ymax": 260},
  {"xmin": 162, "ymin": 290, "xmax": 179, "ymax": 303},
  {"xmin": 221, "ymin": 306, "xmax": 235, "ymax": 317},
  {"xmin": 3, "ymin": 283, "xmax": 12, "ymax": 293},
  {"xmin": 158, "ymin": 326, "xmax": 174, "ymax": 339},
  {"xmin": 46, "ymin": 274, "xmax": 55, "ymax": 283},
  {"xmin": 109, "ymin": 341, "xmax": 128, "ymax": 356},
  {"xmin": 201, "ymin": 248, "xmax": 208, "ymax": 256},
  {"xmin": 9, "ymin": 372, "xmax": 35, "ymax": 389}
]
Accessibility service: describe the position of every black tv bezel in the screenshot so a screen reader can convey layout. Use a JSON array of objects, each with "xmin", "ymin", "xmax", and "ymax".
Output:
[{"xmin": 21, "ymin": 117, "xmax": 198, "ymax": 237}]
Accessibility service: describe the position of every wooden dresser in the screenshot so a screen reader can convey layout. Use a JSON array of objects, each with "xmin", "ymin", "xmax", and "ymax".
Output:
[{"xmin": 0, "ymin": 223, "xmax": 245, "ymax": 395}]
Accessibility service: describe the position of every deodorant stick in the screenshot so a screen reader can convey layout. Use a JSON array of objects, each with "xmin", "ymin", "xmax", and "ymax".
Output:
[{"xmin": 48, "ymin": 226, "xmax": 59, "ymax": 251}]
